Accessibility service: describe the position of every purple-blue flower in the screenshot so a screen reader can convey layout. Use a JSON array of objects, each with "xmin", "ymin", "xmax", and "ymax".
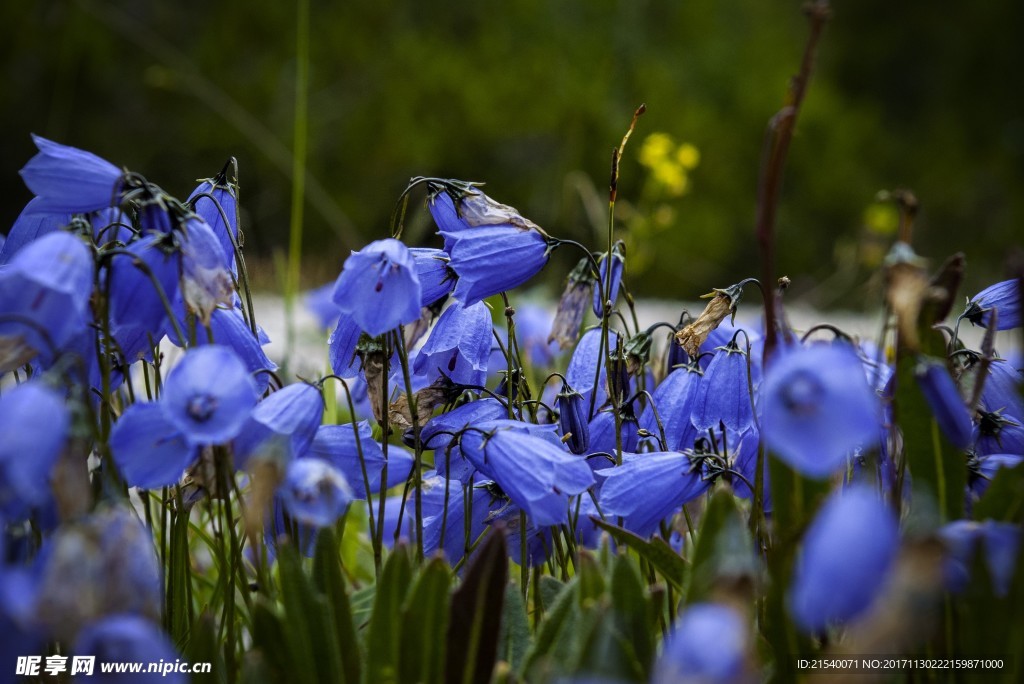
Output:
[
  {"xmin": 653, "ymin": 603, "xmax": 748, "ymax": 684},
  {"xmin": 234, "ymin": 382, "xmax": 325, "ymax": 467},
  {"xmin": 110, "ymin": 403, "xmax": 197, "ymax": 490},
  {"xmin": 73, "ymin": 615, "xmax": 184, "ymax": 684},
  {"xmin": 938, "ymin": 519, "xmax": 1020, "ymax": 597},
  {"xmin": 0, "ymin": 198, "xmax": 71, "ymax": 264},
  {"xmin": 788, "ymin": 485, "xmax": 899, "ymax": 632},
  {"xmin": 180, "ymin": 216, "xmax": 234, "ymax": 323},
  {"xmin": 0, "ymin": 231, "xmax": 94, "ymax": 370},
  {"xmin": 161, "ymin": 345, "xmax": 257, "ymax": 445},
  {"xmin": 429, "ymin": 188, "xmax": 550, "ymax": 306},
  {"xmin": 410, "ymin": 247, "xmax": 456, "ymax": 307},
  {"xmin": 106, "ymin": 231, "xmax": 181, "ymax": 341},
  {"xmin": 19, "ymin": 135, "xmax": 123, "ymax": 214},
  {"xmin": 279, "ymin": 459, "xmax": 354, "ymax": 528},
  {"xmin": 965, "ymin": 279, "xmax": 1021, "ymax": 330},
  {"xmin": 598, "ymin": 452, "xmax": 710, "ymax": 537},
  {"xmin": 459, "ymin": 421, "xmax": 593, "ymax": 526},
  {"xmin": 414, "ymin": 301, "xmax": 492, "ymax": 386},
  {"xmin": 187, "ymin": 165, "xmax": 240, "ymax": 272},
  {"xmin": 331, "ymin": 238, "xmax": 422, "ymax": 337},
  {"xmin": 915, "ymin": 357, "xmax": 973, "ymax": 449},
  {"xmin": 307, "ymin": 422, "xmax": 414, "ymax": 498},
  {"xmin": 592, "ymin": 242, "xmax": 625, "ymax": 317},
  {"xmin": 690, "ymin": 339, "xmax": 754, "ymax": 435},
  {"xmin": 566, "ymin": 328, "xmax": 618, "ymax": 416},
  {"xmin": 0, "ymin": 382, "xmax": 69, "ymax": 513},
  {"xmin": 640, "ymin": 362, "xmax": 703, "ymax": 451},
  {"xmin": 557, "ymin": 382, "xmax": 590, "ymax": 455},
  {"xmin": 762, "ymin": 344, "xmax": 881, "ymax": 479}
]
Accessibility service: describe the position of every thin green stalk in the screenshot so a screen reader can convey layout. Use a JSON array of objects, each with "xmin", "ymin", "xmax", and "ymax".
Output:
[{"xmin": 284, "ymin": 0, "xmax": 310, "ymax": 366}]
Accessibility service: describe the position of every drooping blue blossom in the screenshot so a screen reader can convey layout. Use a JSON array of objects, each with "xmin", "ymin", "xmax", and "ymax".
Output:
[
  {"xmin": 180, "ymin": 216, "xmax": 234, "ymax": 323},
  {"xmin": 0, "ymin": 231, "xmax": 94, "ymax": 370},
  {"xmin": 0, "ymin": 198, "xmax": 71, "ymax": 264},
  {"xmin": 979, "ymin": 358, "xmax": 1024, "ymax": 420},
  {"xmin": 969, "ymin": 453, "xmax": 1024, "ymax": 498},
  {"xmin": 19, "ymin": 135, "xmax": 123, "ymax": 214},
  {"xmin": 762, "ymin": 343, "xmax": 882, "ymax": 479},
  {"xmin": 459, "ymin": 421, "xmax": 593, "ymax": 526},
  {"xmin": 160, "ymin": 345, "xmax": 256, "ymax": 447},
  {"xmin": 514, "ymin": 303, "xmax": 560, "ymax": 367},
  {"xmin": 110, "ymin": 402, "xmax": 197, "ymax": 490},
  {"xmin": 420, "ymin": 398, "xmax": 509, "ymax": 482},
  {"xmin": 566, "ymin": 328, "xmax": 617, "ymax": 416},
  {"xmin": 973, "ymin": 411, "xmax": 1024, "ymax": 456},
  {"xmin": 0, "ymin": 382, "xmax": 69, "ymax": 514},
  {"xmin": 413, "ymin": 301, "xmax": 492, "ymax": 386},
  {"xmin": 915, "ymin": 358, "xmax": 974, "ymax": 450},
  {"xmin": 486, "ymin": 500, "xmax": 554, "ymax": 566},
  {"xmin": 187, "ymin": 165, "xmax": 240, "ymax": 272},
  {"xmin": 305, "ymin": 282, "xmax": 342, "ymax": 330},
  {"xmin": 938, "ymin": 520, "xmax": 1021, "ymax": 597},
  {"xmin": 91, "ymin": 207, "xmax": 134, "ymax": 245},
  {"xmin": 73, "ymin": 615, "xmax": 185, "ymax": 684},
  {"xmin": 598, "ymin": 452, "xmax": 710, "ymax": 537},
  {"xmin": 557, "ymin": 382, "xmax": 590, "ymax": 455},
  {"xmin": 278, "ymin": 459, "xmax": 354, "ymax": 528},
  {"xmin": 653, "ymin": 603, "xmax": 749, "ymax": 684},
  {"xmin": 307, "ymin": 422, "xmax": 414, "ymax": 498},
  {"xmin": 965, "ymin": 279, "xmax": 1021, "ymax": 330},
  {"xmin": 587, "ymin": 407, "xmax": 640, "ymax": 455},
  {"xmin": 233, "ymin": 382, "xmax": 324, "ymax": 467},
  {"xmin": 106, "ymin": 231, "xmax": 181, "ymax": 341},
  {"xmin": 420, "ymin": 475, "xmax": 494, "ymax": 566},
  {"xmin": 788, "ymin": 485, "xmax": 899, "ymax": 632},
  {"xmin": 592, "ymin": 242, "xmax": 625, "ymax": 317},
  {"xmin": 327, "ymin": 311, "xmax": 363, "ymax": 379},
  {"xmin": 690, "ymin": 339, "xmax": 754, "ymax": 435},
  {"xmin": 36, "ymin": 507, "xmax": 163, "ymax": 640},
  {"xmin": 639, "ymin": 362, "xmax": 703, "ymax": 451},
  {"xmin": 410, "ymin": 247, "xmax": 456, "ymax": 307},
  {"xmin": 331, "ymin": 238, "xmax": 422, "ymax": 337},
  {"xmin": 429, "ymin": 188, "xmax": 550, "ymax": 305}
]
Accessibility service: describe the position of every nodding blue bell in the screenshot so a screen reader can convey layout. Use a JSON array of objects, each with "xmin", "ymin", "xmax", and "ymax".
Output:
[{"xmin": 557, "ymin": 380, "xmax": 590, "ymax": 455}]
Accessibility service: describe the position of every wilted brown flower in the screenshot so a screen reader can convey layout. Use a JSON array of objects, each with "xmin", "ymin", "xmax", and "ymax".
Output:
[
  {"xmin": 675, "ymin": 291, "xmax": 734, "ymax": 357},
  {"xmin": 549, "ymin": 257, "xmax": 596, "ymax": 349}
]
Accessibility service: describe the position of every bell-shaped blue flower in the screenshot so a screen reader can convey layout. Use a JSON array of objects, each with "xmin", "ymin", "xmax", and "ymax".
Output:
[
  {"xmin": 307, "ymin": 422, "xmax": 414, "ymax": 498},
  {"xmin": 762, "ymin": 344, "xmax": 881, "ymax": 479},
  {"xmin": 969, "ymin": 453, "xmax": 1024, "ymax": 498},
  {"xmin": 557, "ymin": 382, "xmax": 590, "ymax": 455},
  {"xmin": 515, "ymin": 303, "xmax": 559, "ymax": 367},
  {"xmin": 587, "ymin": 407, "xmax": 640, "ymax": 455},
  {"xmin": 974, "ymin": 410, "xmax": 1024, "ymax": 456},
  {"xmin": 305, "ymin": 282, "xmax": 342, "ymax": 330},
  {"xmin": 327, "ymin": 312, "xmax": 363, "ymax": 379},
  {"xmin": 106, "ymin": 231, "xmax": 181, "ymax": 340},
  {"xmin": 278, "ymin": 459, "xmax": 354, "ymax": 528},
  {"xmin": 598, "ymin": 452, "xmax": 710, "ymax": 537},
  {"xmin": 938, "ymin": 519, "xmax": 1021, "ymax": 597},
  {"xmin": 109, "ymin": 402, "xmax": 197, "ymax": 490},
  {"xmin": 592, "ymin": 242, "xmax": 625, "ymax": 317},
  {"xmin": 640, "ymin": 362, "xmax": 703, "ymax": 451},
  {"xmin": 485, "ymin": 499, "xmax": 554, "ymax": 566},
  {"xmin": 161, "ymin": 345, "xmax": 257, "ymax": 445},
  {"xmin": 979, "ymin": 358, "xmax": 1024, "ymax": 420},
  {"xmin": 73, "ymin": 615, "xmax": 185, "ymax": 684},
  {"xmin": 788, "ymin": 485, "xmax": 899, "ymax": 632},
  {"xmin": 653, "ymin": 603, "xmax": 748, "ymax": 684},
  {"xmin": 421, "ymin": 475, "xmax": 494, "ymax": 566},
  {"xmin": 331, "ymin": 238, "xmax": 422, "ymax": 337},
  {"xmin": 915, "ymin": 357, "xmax": 973, "ymax": 449},
  {"xmin": 690, "ymin": 339, "xmax": 754, "ymax": 435},
  {"xmin": 0, "ymin": 382, "xmax": 69, "ymax": 513},
  {"xmin": 566, "ymin": 328, "xmax": 618, "ymax": 415},
  {"xmin": 187, "ymin": 165, "xmax": 240, "ymax": 272},
  {"xmin": 414, "ymin": 301, "xmax": 491, "ymax": 386},
  {"xmin": 429, "ymin": 189, "xmax": 550, "ymax": 306},
  {"xmin": 234, "ymin": 382, "xmax": 324, "ymax": 467},
  {"xmin": 0, "ymin": 198, "xmax": 71, "ymax": 264},
  {"xmin": 965, "ymin": 279, "xmax": 1021, "ymax": 330},
  {"xmin": 459, "ymin": 421, "xmax": 594, "ymax": 526},
  {"xmin": 19, "ymin": 135, "xmax": 123, "ymax": 214},
  {"xmin": 410, "ymin": 247, "xmax": 455, "ymax": 307},
  {"xmin": 0, "ymin": 231, "xmax": 94, "ymax": 370},
  {"xmin": 180, "ymin": 216, "xmax": 234, "ymax": 324}
]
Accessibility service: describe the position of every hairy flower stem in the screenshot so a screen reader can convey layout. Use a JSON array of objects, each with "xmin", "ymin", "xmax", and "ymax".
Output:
[{"xmin": 756, "ymin": 1, "xmax": 829, "ymax": 363}]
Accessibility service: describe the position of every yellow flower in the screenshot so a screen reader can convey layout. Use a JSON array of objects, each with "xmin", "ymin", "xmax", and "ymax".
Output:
[{"xmin": 676, "ymin": 143, "xmax": 700, "ymax": 169}]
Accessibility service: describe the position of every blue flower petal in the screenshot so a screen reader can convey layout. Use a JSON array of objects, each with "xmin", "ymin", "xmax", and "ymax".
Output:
[{"xmin": 110, "ymin": 403, "xmax": 198, "ymax": 490}]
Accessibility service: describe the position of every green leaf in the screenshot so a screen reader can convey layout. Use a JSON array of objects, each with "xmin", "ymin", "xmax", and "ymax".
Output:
[
  {"xmin": 576, "ymin": 550, "xmax": 606, "ymax": 606},
  {"xmin": 497, "ymin": 582, "xmax": 532, "ymax": 671},
  {"xmin": 278, "ymin": 542, "xmax": 341, "ymax": 684},
  {"xmin": 313, "ymin": 528, "xmax": 362, "ymax": 684},
  {"xmin": 684, "ymin": 487, "xmax": 756, "ymax": 605},
  {"xmin": 250, "ymin": 598, "xmax": 288, "ymax": 680},
  {"xmin": 591, "ymin": 517, "xmax": 688, "ymax": 589},
  {"xmin": 366, "ymin": 545, "xmax": 413, "ymax": 684},
  {"xmin": 610, "ymin": 554, "xmax": 655, "ymax": 680},
  {"xmin": 520, "ymin": 579, "xmax": 580, "ymax": 680},
  {"xmin": 165, "ymin": 508, "xmax": 194, "ymax": 645},
  {"xmin": 184, "ymin": 611, "xmax": 226, "ymax": 684},
  {"xmin": 539, "ymin": 576, "xmax": 566, "ymax": 613},
  {"xmin": 399, "ymin": 558, "xmax": 451, "ymax": 684},
  {"xmin": 446, "ymin": 528, "xmax": 508, "ymax": 684},
  {"xmin": 975, "ymin": 462, "xmax": 1024, "ymax": 523}
]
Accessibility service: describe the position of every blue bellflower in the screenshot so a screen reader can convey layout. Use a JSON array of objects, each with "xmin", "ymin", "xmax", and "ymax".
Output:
[
  {"xmin": 414, "ymin": 301, "xmax": 492, "ymax": 386},
  {"xmin": 598, "ymin": 452, "xmax": 710, "ymax": 537},
  {"xmin": 690, "ymin": 339, "xmax": 754, "ymax": 435},
  {"xmin": 278, "ymin": 459, "xmax": 354, "ymax": 528},
  {"xmin": 557, "ymin": 382, "xmax": 590, "ymax": 455},
  {"xmin": 566, "ymin": 328, "xmax": 618, "ymax": 415},
  {"xmin": 307, "ymin": 422, "xmax": 414, "ymax": 498},
  {"xmin": 428, "ymin": 189, "xmax": 550, "ymax": 305},
  {"xmin": 332, "ymin": 238, "xmax": 422, "ymax": 337},
  {"xmin": 653, "ymin": 603, "xmax": 749, "ymax": 684},
  {"xmin": 106, "ymin": 232, "xmax": 181, "ymax": 341},
  {"xmin": 73, "ymin": 615, "xmax": 185, "ymax": 684},
  {"xmin": 640, "ymin": 362, "xmax": 703, "ymax": 451},
  {"xmin": 788, "ymin": 485, "xmax": 899, "ymax": 632},
  {"xmin": 0, "ymin": 231, "xmax": 94, "ymax": 371},
  {"xmin": 915, "ymin": 358, "xmax": 973, "ymax": 450},
  {"xmin": 187, "ymin": 166, "xmax": 240, "ymax": 272},
  {"xmin": 592, "ymin": 242, "xmax": 625, "ymax": 317},
  {"xmin": 0, "ymin": 198, "xmax": 71, "ymax": 264},
  {"xmin": 761, "ymin": 344, "xmax": 881, "ymax": 479},
  {"xmin": 979, "ymin": 358, "xmax": 1024, "ymax": 420},
  {"xmin": 161, "ymin": 345, "xmax": 257, "ymax": 446},
  {"xmin": 19, "ymin": 135, "xmax": 123, "ymax": 214},
  {"xmin": 938, "ymin": 519, "xmax": 1021, "ymax": 597},
  {"xmin": 410, "ymin": 247, "xmax": 456, "ymax": 307},
  {"xmin": 234, "ymin": 382, "xmax": 325, "ymax": 467},
  {"xmin": 0, "ymin": 382, "xmax": 70, "ymax": 514},
  {"xmin": 459, "ymin": 421, "xmax": 594, "ymax": 526},
  {"xmin": 420, "ymin": 476, "xmax": 494, "ymax": 566},
  {"xmin": 110, "ymin": 403, "xmax": 197, "ymax": 490},
  {"xmin": 180, "ymin": 216, "xmax": 234, "ymax": 324},
  {"xmin": 965, "ymin": 279, "xmax": 1021, "ymax": 330}
]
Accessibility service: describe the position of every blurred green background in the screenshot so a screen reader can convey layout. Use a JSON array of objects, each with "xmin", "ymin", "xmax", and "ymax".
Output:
[{"xmin": 3, "ymin": 0, "xmax": 1022, "ymax": 305}]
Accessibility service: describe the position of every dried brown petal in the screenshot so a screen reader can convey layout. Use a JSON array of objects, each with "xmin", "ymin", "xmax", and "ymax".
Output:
[{"xmin": 675, "ymin": 293, "xmax": 733, "ymax": 357}]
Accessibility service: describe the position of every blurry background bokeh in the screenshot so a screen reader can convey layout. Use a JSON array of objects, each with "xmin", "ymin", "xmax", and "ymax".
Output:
[{"xmin": 3, "ymin": 0, "xmax": 1022, "ymax": 305}]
